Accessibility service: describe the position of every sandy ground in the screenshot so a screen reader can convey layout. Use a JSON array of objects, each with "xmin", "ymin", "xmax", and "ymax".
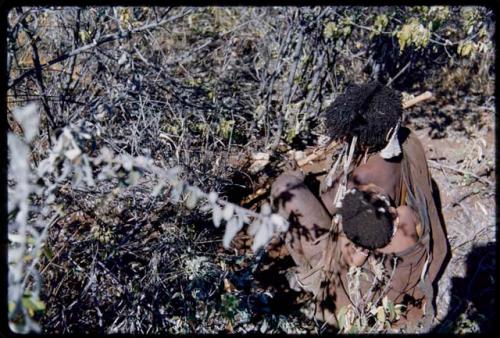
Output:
[{"xmin": 413, "ymin": 117, "xmax": 495, "ymax": 330}]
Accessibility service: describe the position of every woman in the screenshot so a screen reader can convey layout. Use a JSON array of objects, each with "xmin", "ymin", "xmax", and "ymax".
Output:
[{"xmin": 270, "ymin": 82, "xmax": 449, "ymax": 331}]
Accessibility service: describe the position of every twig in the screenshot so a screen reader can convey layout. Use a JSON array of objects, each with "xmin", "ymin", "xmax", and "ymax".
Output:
[
  {"xmin": 21, "ymin": 20, "xmax": 57, "ymax": 132},
  {"xmin": 8, "ymin": 10, "xmax": 192, "ymax": 89},
  {"xmin": 451, "ymin": 226, "xmax": 489, "ymax": 254},
  {"xmin": 444, "ymin": 189, "xmax": 481, "ymax": 209},
  {"xmin": 272, "ymin": 23, "xmax": 305, "ymax": 150},
  {"xmin": 21, "ymin": 214, "xmax": 61, "ymax": 291},
  {"xmin": 372, "ymin": 256, "xmax": 399, "ymax": 307},
  {"xmin": 386, "ymin": 61, "xmax": 411, "ymax": 87},
  {"xmin": 59, "ymin": 9, "xmax": 81, "ymax": 115},
  {"xmin": 257, "ymin": 21, "xmax": 294, "ymax": 144},
  {"xmin": 427, "ymin": 160, "xmax": 493, "ymax": 186},
  {"xmin": 240, "ymin": 184, "xmax": 271, "ymax": 206},
  {"xmin": 457, "ymin": 201, "xmax": 472, "ymax": 222},
  {"xmin": 299, "ymin": 49, "xmax": 326, "ymax": 126},
  {"xmin": 39, "ymin": 243, "xmax": 68, "ymax": 275}
]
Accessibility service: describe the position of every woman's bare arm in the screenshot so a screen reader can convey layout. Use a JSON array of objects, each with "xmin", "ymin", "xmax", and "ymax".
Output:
[{"xmin": 339, "ymin": 234, "xmax": 369, "ymax": 267}]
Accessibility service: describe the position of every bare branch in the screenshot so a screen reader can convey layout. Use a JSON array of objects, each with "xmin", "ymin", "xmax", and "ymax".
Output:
[{"xmin": 8, "ymin": 9, "xmax": 192, "ymax": 89}]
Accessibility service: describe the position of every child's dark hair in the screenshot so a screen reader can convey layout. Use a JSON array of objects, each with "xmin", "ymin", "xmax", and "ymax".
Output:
[
  {"xmin": 338, "ymin": 188, "xmax": 394, "ymax": 250},
  {"xmin": 323, "ymin": 81, "xmax": 402, "ymax": 151}
]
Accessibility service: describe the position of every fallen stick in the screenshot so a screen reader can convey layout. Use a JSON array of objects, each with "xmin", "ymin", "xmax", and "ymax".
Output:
[
  {"xmin": 241, "ymin": 184, "xmax": 270, "ymax": 206},
  {"xmin": 296, "ymin": 139, "xmax": 338, "ymax": 167},
  {"xmin": 445, "ymin": 189, "xmax": 481, "ymax": 210},
  {"xmin": 402, "ymin": 91, "xmax": 433, "ymax": 109}
]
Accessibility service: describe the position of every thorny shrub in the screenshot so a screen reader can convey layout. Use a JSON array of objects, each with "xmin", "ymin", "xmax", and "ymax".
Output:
[
  {"xmin": 5, "ymin": 5, "xmax": 495, "ymax": 334},
  {"xmin": 7, "ymin": 104, "xmax": 288, "ymax": 333}
]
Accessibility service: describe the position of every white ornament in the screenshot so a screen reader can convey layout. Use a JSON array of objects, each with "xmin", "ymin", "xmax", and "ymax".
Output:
[{"xmin": 380, "ymin": 121, "xmax": 401, "ymax": 159}]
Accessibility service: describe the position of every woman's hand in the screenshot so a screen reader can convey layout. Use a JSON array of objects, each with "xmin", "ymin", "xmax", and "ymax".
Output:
[
  {"xmin": 283, "ymin": 157, "xmax": 305, "ymax": 181},
  {"xmin": 339, "ymin": 233, "xmax": 369, "ymax": 267}
]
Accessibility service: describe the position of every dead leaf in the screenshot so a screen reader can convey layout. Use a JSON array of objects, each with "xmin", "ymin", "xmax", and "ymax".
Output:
[
  {"xmin": 376, "ymin": 306, "xmax": 386, "ymax": 323},
  {"xmin": 224, "ymin": 278, "xmax": 236, "ymax": 293},
  {"xmin": 248, "ymin": 152, "xmax": 270, "ymax": 173},
  {"xmin": 293, "ymin": 150, "xmax": 306, "ymax": 162}
]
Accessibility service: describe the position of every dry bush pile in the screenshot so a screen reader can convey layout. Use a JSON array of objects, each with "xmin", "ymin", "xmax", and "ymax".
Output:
[{"xmin": 6, "ymin": 6, "xmax": 495, "ymax": 334}]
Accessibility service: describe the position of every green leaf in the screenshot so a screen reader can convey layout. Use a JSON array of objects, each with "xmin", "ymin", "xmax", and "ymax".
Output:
[
  {"xmin": 323, "ymin": 22, "xmax": 338, "ymax": 40},
  {"xmin": 285, "ymin": 127, "xmax": 297, "ymax": 143},
  {"xmin": 337, "ymin": 306, "xmax": 347, "ymax": 331},
  {"xmin": 458, "ymin": 41, "xmax": 474, "ymax": 57},
  {"xmin": 397, "ymin": 18, "xmax": 430, "ymax": 51},
  {"xmin": 348, "ymin": 321, "xmax": 359, "ymax": 333},
  {"xmin": 397, "ymin": 26, "xmax": 411, "ymax": 51},
  {"xmin": 31, "ymin": 299, "xmax": 45, "ymax": 311},
  {"xmin": 43, "ymin": 245, "xmax": 54, "ymax": 260},
  {"xmin": 387, "ymin": 301, "xmax": 396, "ymax": 321},
  {"xmin": 374, "ymin": 14, "xmax": 389, "ymax": 33},
  {"xmin": 79, "ymin": 30, "xmax": 90, "ymax": 43},
  {"xmin": 27, "ymin": 235, "xmax": 36, "ymax": 245},
  {"xmin": 8, "ymin": 301, "xmax": 16, "ymax": 314},
  {"xmin": 219, "ymin": 119, "xmax": 234, "ymax": 139},
  {"xmin": 342, "ymin": 25, "xmax": 351, "ymax": 37}
]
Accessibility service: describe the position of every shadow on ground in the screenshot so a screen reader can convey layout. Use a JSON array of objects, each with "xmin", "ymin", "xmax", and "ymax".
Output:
[{"xmin": 433, "ymin": 241, "xmax": 496, "ymax": 333}]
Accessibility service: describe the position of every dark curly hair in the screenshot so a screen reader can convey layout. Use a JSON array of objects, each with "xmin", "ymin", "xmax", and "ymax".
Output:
[
  {"xmin": 323, "ymin": 81, "xmax": 402, "ymax": 151},
  {"xmin": 338, "ymin": 188, "xmax": 394, "ymax": 250}
]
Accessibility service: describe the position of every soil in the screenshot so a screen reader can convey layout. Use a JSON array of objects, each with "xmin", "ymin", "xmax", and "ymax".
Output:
[{"xmin": 412, "ymin": 117, "xmax": 495, "ymax": 332}]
